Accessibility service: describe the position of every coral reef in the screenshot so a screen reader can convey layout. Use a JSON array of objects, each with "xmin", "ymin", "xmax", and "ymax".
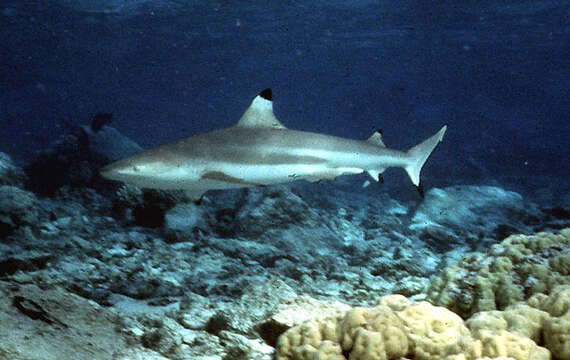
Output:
[
  {"xmin": 2, "ymin": 146, "xmax": 568, "ymax": 359},
  {"xmin": 427, "ymin": 229, "xmax": 570, "ymax": 318},
  {"xmin": 275, "ymin": 286, "xmax": 570, "ymax": 360},
  {"xmin": 527, "ymin": 285, "xmax": 570, "ymax": 360}
]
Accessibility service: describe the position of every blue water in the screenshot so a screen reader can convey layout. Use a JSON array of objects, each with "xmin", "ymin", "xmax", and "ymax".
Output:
[{"xmin": 1, "ymin": 0, "xmax": 568, "ymax": 197}]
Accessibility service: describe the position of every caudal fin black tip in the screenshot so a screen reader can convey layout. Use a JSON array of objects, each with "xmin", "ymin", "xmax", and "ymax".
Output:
[{"xmin": 90, "ymin": 113, "xmax": 113, "ymax": 132}]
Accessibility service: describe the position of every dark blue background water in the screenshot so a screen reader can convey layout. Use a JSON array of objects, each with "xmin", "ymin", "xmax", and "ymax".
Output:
[{"xmin": 1, "ymin": 0, "xmax": 568, "ymax": 196}]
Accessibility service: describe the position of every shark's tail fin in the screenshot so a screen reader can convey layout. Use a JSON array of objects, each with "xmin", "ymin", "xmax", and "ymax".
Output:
[{"xmin": 404, "ymin": 125, "xmax": 447, "ymax": 191}]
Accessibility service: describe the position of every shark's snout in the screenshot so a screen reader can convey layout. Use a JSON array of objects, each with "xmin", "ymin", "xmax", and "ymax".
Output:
[
  {"xmin": 99, "ymin": 163, "xmax": 121, "ymax": 181},
  {"xmin": 99, "ymin": 159, "xmax": 136, "ymax": 181},
  {"xmin": 99, "ymin": 155, "xmax": 181, "ymax": 189}
]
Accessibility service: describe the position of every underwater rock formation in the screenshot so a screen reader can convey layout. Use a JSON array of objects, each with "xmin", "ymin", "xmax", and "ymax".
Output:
[
  {"xmin": 24, "ymin": 120, "xmax": 142, "ymax": 196},
  {"xmin": 79, "ymin": 119, "xmax": 142, "ymax": 162},
  {"xmin": 409, "ymin": 186, "xmax": 543, "ymax": 250},
  {"xmin": 0, "ymin": 185, "xmax": 40, "ymax": 237},
  {"xmin": 0, "ymin": 152, "xmax": 27, "ymax": 186}
]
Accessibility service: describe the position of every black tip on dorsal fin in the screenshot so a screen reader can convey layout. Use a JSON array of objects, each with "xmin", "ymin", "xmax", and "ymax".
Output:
[
  {"xmin": 91, "ymin": 113, "xmax": 113, "ymax": 132},
  {"xmin": 376, "ymin": 129, "xmax": 383, "ymax": 135},
  {"xmin": 259, "ymin": 88, "xmax": 272, "ymax": 101},
  {"xmin": 416, "ymin": 183, "xmax": 424, "ymax": 198}
]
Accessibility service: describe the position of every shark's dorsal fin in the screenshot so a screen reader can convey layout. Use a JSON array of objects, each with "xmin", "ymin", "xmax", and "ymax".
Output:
[
  {"xmin": 366, "ymin": 130, "xmax": 386, "ymax": 147},
  {"xmin": 235, "ymin": 88, "xmax": 287, "ymax": 129}
]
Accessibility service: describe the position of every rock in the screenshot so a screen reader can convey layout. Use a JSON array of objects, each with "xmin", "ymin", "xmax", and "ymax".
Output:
[
  {"xmin": 224, "ymin": 277, "xmax": 298, "ymax": 335},
  {"xmin": 80, "ymin": 123, "xmax": 143, "ymax": 162},
  {"xmin": 24, "ymin": 122, "xmax": 142, "ymax": 195},
  {"xmin": 110, "ymin": 186, "xmax": 186, "ymax": 228},
  {"xmin": 217, "ymin": 186, "xmax": 344, "ymax": 250},
  {"xmin": 0, "ymin": 252, "xmax": 52, "ymax": 276},
  {"xmin": 232, "ymin": 186, "xmax": 322, "ymax": 238},
  {"xmin": 257, "ymin": 295, "xmax": 351, "ymax": 347},
  {"xmin": 409, "ymin": 186, "xmax": 539, "ymax": 249},
  {"xmin": 0, "ymin": 281, "xmax": 166, "ymax": 360},
  {"xmin": 0, "ymin": 153, "xmax": 27, "ymax": 187},
  {"xmin": 24, "ymin": 133, "xmax": 92, "ymax": 195},
  {"xmin": 0, "ymin": 185, "xmax": 40, "ymax": 237},
  {"xmin": 218, "ymin": 330, "xmax": 274, "ymax": 360},
  {"xmin": 164, "ymin": 202, "xmax": 208, "ymax": 234}
]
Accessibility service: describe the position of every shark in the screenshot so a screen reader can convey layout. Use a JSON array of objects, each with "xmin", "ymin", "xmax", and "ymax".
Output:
[{"xmin": 100, "ymin": 89, "xmax": 447, "ymax": 200}]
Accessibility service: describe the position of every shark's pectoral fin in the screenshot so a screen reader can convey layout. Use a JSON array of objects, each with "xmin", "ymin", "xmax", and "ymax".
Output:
[
  {"xmin": 235, "ymin": 89, "xmax": 288, "ymax": 129},
  {"xmin": 201, "ymin": 171, "xmax": 263, "ymax": 186}
]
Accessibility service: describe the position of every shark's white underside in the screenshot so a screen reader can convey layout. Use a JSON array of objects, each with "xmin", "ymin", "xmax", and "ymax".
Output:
[{"xmin": 101, "ymin": 89, "xmax": 446, "ymax": 200}]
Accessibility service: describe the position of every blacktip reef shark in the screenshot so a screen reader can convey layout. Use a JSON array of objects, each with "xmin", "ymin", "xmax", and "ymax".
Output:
[{"xmin": 100, "ymin": 89, "xmax": 447, "ymax": 200}]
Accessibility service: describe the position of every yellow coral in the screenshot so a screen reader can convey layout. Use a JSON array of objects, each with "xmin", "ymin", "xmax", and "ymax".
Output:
[
  {"xmin": 376, "ymin": 294, "xmax": 410, "ymax": 311},
  {"xmin": 397, "ymin": 301, "xmax": 479, "ymax": 360},
  {"xmin": 349, "ymin": 328, "xmax": 389, "ymax": 360},
  {"xmin": 312, "ymin": 340, "xmax": 344, "ymax": 360},
  {"xmin": 467, "ymin": 304, "xmax": 549, "ymax": 343},
  {"xmin": 336, "ymin": 305, "xmax": 408, "ymax": 359},
  {"xmin": 467, "ymin": 284, "xmax": 569, "ymax": 360},
  {"xmin": 427, "ymin": 228, "xmax": 570, "ymax": 318},
  {"xmin": 500, "ymin": 304, "xmax": 548, "ymax": 342},
  {"xmin": 476, "ymin": 330, "xmax": 550, "ymax": 360},
  {"xmin": 550, "ymin": 253, "xmax": 570, "ymax": 276},
  {"xmin": 526, "ymin": 292, "xmax": 549, "ymax": 309},
  {"xmin": 466, "ymin": 311, "xmax": 508, "ymax": 333},
  {"xmin": 541, "ymin": 285, "xmax": 570, "ymax": 360},
  {"xmin": 274, "ymin": 288, "xmax": 562, "ymax": 360},
  {"xmin": 544, "ymin": 312, "xmax": 570, "ymax": 360},
  {"xmin": 336, "ymin": 307, "xmax": 373, "ymax": 350},
  {"xmin": 490, "ymin": 257, "xmax": 513, "ymax": 273},
  {"xmin": 276, "ymin": 318, "xmax": 339, "ymax": 360},
  {"xmin": 541, "ymin": 284, "xmax": 570, "ymax": 317}
]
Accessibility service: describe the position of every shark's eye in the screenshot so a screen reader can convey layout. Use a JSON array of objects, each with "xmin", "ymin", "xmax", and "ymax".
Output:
[{"xmin": 132, "ymin": 166, "xmax": 138, "ymax": 172}]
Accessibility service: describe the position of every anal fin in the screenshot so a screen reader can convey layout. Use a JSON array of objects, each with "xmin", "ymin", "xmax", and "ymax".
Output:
[{"xmin": 366, "ymin": 169, "xmax": 385, "ymax": 182}]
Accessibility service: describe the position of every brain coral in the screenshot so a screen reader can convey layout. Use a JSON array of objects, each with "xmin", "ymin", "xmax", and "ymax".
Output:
[
  {"xmin": 427, "ymin": 228, "xmax": 570, "ymax": 319},
  {"xmin": 275, "ymin": 294, "xmax": 555, "ymax": 360}
]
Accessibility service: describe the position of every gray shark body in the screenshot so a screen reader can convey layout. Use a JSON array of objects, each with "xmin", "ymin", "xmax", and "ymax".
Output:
[{"xmin": 101, "ymin": 89, "xmax": 446, "ymax": 199}]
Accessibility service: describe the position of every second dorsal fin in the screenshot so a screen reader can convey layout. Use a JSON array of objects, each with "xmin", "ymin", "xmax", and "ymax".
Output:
[
  {"xmin": 366, "ymin": 130, "xmax": 386, "ymax": 147},
  {"xmin": 235, "ymin": 88, "xmax": 287, "ymax": 129}
]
